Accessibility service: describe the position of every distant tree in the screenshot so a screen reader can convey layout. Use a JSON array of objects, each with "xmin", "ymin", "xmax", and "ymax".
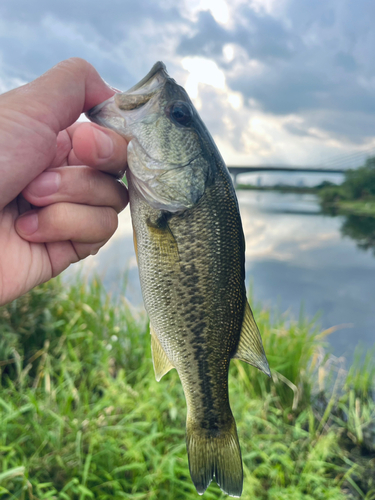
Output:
[
  {"xmin": 316, "ymin": 180, "xmax": 335, "ymax": 189},
  {"xmin": 342, "ymin": 156, "xmax": 375, "ymax": 199},
  {"xmin": 319, "ymin": 156, "xmax": 375, "ymax": 203},
  {"xmin": 319, "ymin": 185, "xmax": 347, "ymax": 204}
]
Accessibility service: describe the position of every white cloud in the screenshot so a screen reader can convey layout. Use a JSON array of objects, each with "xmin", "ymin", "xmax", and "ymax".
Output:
[
  {"xmin": 0, "ymin": 0, "xmax": 374, "ymax": 164},
  {"xmin": 0, "ymin": 74, "xmax": 26, "ymax": 94},
  {"xmin": 182, "ymin": 56, "xmax": 225, "ymax": 99}
]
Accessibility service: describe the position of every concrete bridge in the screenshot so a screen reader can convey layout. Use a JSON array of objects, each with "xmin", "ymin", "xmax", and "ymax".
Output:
[{"xmin": 226, "ymin": 147, "xmax": 375, "ymax": 186}]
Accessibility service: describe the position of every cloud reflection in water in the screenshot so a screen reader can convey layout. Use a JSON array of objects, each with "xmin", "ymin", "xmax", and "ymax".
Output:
[{"xmin": 65, "ymin": 191, "xmax": 375, "ymax": 361}]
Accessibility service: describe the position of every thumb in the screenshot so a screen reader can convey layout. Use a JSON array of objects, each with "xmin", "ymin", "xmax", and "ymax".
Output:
[{"xmin": 0, "ymin": 58, "xmax": 115, "ymax": 210}]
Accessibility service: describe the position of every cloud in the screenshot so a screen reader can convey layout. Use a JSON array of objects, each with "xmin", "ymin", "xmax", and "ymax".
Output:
[
  {"xmin": 179, "ymin": 10, "xmax": 231, "ymax": 58},
  {"xmin": 0, "ymin": 0, "xmax": 182, "ymax": 41},
  {"xmin": 0, "ymin": 0, "xmax": 374, "ymax": 160},
  {"xmin": 0, "ymin": 72, "xmax": 27, "ymax": 95},
  {"xmin": 179, "ymin": 8, "xmax": 294, "ymax": 62},
  {"xmin": 0, "ymin": 0, "xmax": 187, "ymax": 88},
  {"xmin": 177, "ymin": 1, "xmax": 375, "ymax": 146}
]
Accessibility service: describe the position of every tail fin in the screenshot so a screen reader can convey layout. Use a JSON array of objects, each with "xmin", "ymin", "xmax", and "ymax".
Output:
[{"xmin": 186, "ymin": 417, "xmax": 243, "ymax": 497}]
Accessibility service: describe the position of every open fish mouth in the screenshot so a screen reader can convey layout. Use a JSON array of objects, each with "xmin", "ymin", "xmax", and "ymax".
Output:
[
  {"xmin": 125, "ymin": 61, "xmax": 168, "ymax": 94},
  {"xmin": 86, "ymin": 62, "xmax": 169, "ymax": 129}
]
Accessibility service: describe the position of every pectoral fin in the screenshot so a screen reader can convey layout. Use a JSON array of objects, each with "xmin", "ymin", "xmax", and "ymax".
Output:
[
  {"xmin": 146, "ymin": 214, "xmax": 180, "ymax": 268},
  {"xmin": 233, "ymin": 301, "xmax": 271, "ymax": 377},
  {"xmin": 150, "ymin": 324, "xmax": 174, "ymax": 381}
]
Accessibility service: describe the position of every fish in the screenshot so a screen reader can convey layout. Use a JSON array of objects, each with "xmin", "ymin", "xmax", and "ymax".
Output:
[{"xmin": 87, "ymin": 62, "xmax": 270, "ymax": 497}]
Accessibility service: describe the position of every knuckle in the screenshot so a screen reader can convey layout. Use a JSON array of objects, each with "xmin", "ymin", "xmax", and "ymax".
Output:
[
  {"xmin": 80, "ymin": 166, "xmax": 99, "ymax": 192},
  {"xmin": 37, "ymin": 203, "xmax": 70, "ymax": 240},
  {"xmin": 51, "ymin": 203, "xmax": 71, "ymax": 233},
  {"xmin": 59, "ymin": 57, "xmax": 90, "ymax": 73},
  {"xmin": 100, "ymin": 207, "xmax": 118, "ymax": 237},
  {"xmin": 64, "ymin": 166, "xmax": 98, "ymax": 199}
]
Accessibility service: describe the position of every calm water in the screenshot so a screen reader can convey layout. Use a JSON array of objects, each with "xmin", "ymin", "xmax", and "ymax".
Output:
[{"xmin": 66, "ymin": 191, "xmax": 375, "ymax": 361}]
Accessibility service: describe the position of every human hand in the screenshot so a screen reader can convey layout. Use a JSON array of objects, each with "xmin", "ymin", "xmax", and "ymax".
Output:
[{"xmin": 0, "ymin": 58, "xmax": 128, "ymax": 306}]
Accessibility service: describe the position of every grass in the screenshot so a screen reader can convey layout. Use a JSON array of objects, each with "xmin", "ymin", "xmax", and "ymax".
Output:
[{"xmin": 0, "ymin": 277, "xmax": 374, "ymax": 499}]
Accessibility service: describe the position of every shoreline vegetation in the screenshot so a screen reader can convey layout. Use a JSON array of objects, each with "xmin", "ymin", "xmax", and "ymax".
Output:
[
  {"xmin": 0, "ymin": 277, "xmax": 374, "ymax": 499},
  {"xmin": 237, "ymin": 156, "xmax": 375, "ymax": 217}
]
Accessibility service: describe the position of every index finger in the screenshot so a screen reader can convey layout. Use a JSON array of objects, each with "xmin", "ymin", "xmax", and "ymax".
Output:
[{"xmin": 68, "ymin": 122, "xmax": 128, "ymax": 177}]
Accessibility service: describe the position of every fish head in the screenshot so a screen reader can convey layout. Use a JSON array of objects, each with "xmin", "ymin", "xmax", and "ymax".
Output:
[{"xmin": 87, "ymin": 62, "xmax": 216, "ymax": 212}]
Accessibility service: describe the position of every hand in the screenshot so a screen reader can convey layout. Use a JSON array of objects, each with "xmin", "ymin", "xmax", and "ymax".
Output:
[{"xmin": 0, "ymin": 58, "xmax": 128, "ymax": 306}]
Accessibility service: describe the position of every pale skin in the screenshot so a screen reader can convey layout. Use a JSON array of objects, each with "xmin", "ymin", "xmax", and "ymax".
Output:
[{"xmin": 0, "ymin": 58, "xmax": 129, "ymax": 306}]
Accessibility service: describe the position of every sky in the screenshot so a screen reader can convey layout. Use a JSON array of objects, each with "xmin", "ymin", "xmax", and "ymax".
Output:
[{"xmin": 1, "ymin": 0, "xmax": 375, "ymax": 167}]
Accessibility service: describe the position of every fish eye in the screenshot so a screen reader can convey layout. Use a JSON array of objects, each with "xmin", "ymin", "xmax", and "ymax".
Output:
[{"xmin": 169, "ymin": 101, "xmax": 192, "ymax": 127}]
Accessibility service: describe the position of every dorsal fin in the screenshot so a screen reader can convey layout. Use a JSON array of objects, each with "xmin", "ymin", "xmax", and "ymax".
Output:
[
  {"xmin": 233, "ymin": 301, "xmax": 271, "ymax": 377},
  {"xmin": 150, "ymin": 324, "xmax": 175, "ymax": 381}
]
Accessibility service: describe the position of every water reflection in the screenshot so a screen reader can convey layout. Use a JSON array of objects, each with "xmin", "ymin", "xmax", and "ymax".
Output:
[
  {"xmin": 65, "ymin": 191, "xmax": 375, "ymax": 361},
  {"xmin": 322, "ymin": 205, "xmax": 375, "ymax": 255},
  {"xmin": 342, "ymin": 215, "xmax": 375, "ymax": 255}
]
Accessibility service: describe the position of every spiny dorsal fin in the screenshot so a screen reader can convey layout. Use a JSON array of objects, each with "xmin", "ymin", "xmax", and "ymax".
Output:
[
  {"xmin": 233, "ymin": 301, "xmax": 271, "ymax": 377},
  {"xmin": 150, "ymin": 324, "xmax": 174, "ymax": 381}
]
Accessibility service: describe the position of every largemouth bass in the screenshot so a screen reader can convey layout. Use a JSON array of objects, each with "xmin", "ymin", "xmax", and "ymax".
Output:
[{"xmin": 87, "ymin": 62, "xmax": 270, "ymax": 497}]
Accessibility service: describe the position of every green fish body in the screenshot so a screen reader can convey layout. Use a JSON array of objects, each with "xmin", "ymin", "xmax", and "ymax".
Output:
[{"xmin": 87, "ymin": 62, "xmax": 270, "ymax": 497}]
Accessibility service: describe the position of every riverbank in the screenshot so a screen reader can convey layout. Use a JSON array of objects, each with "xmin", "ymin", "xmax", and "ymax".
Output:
[
  {"xmin": 318, "ymin": 157, "xmax": 375, "ymax": 217},
  {"xmin": 237, "ymin": 184, "xmax": 375, "ymax": 217},
  {"xmin": 322, "ymin": 199, "xmax": 375, "ymax": 216},
  {"xmin": 0, "ymin": 277, "xmax": 374, "ymax": 498}
]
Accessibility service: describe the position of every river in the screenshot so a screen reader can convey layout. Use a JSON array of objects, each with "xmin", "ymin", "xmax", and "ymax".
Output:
[{"xmin": 66, "ymin": 190, "xmax": 375, "ymax": 362}]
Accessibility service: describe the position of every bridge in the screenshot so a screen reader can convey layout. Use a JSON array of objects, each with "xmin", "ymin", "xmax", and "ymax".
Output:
[{"xmin": 227, "ymin": 146, "xmax": 375, "ymax": 187}]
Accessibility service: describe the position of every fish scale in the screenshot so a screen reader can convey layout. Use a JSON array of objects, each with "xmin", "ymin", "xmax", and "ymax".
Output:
[{"xmin": 87, "ymin": 61, "xmax": 270, "ymax": 497}]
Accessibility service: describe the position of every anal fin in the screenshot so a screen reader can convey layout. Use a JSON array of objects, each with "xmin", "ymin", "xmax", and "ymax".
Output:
[
  {"xmin": 233, "ymin": 301, "xmax": 271, "ymax": 377},
  {"xmin": 150, "ymin": 324, "xmax": 174, "ymax": 381}
]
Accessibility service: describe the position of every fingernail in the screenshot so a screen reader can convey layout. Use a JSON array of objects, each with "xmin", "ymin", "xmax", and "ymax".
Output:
[
  {"xmin": 27, "ymin": 172, "xmax": 61, "ymax": 197},
  {"xmin": 17, "ymin": 211, "xmax": 39, "ymax": 235},
  {"xmin": 90, "ymin": 243, "xmax": 102, "ymax": 256},
  {"xmin": 101, "ymin": 78, "xmax": 120, "ymax": 93},
  {"xmin": 92, "ymin": 127, "xmax": 114, "ymax": 159}
]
